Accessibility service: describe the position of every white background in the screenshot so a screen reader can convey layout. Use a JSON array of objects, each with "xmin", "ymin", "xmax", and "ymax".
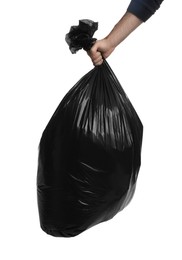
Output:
[{"xmin": 0, "ymin": 0, "xmax": 182, "ymax": 259}]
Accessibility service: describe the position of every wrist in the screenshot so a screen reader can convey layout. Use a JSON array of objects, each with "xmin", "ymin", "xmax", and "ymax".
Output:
[{"xmin": 104, "ymin": 36, "xmax": 117, "ymax": 50}]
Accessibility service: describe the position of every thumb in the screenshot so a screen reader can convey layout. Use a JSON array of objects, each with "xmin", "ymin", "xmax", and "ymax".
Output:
[
  {"xmin": 91, "ymin": 40, "xmax": 102, "ymax": 52},
  {"xmin": 89, "ymin": 41, "xmax": 101, "ymax": 57}
]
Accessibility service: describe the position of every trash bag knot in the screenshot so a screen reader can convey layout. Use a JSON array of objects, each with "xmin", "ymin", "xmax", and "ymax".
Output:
[{"xmin": 65, "ymin": 19, "xmax": 98, "ymax": 54}]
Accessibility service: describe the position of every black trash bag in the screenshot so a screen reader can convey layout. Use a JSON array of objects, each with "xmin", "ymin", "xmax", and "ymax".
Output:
[{"xmin": 37, "ymin": 20, "xmax": 143, "ymax": 237}]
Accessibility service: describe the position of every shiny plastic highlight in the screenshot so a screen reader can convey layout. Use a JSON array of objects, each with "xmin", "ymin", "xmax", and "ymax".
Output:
[{"xmin": 37, "ymin": 60, "xmax": 143, "ymax": 237}]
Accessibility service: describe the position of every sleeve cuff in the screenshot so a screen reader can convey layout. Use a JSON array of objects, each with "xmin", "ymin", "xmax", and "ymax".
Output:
[{"xmin": 127, "ymin": 1, "xmax": 155, "ymax": 22}]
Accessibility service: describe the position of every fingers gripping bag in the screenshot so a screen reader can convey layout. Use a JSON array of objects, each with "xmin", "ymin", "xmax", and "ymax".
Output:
[{"xmin": 37, "ymin": 20, "xmax": 143, "ymax": 237}]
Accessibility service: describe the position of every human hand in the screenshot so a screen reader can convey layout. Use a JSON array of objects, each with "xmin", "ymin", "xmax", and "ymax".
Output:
[
  {"xmin": 87, "ymin": 38, "xmax": 115, "ymax": 66},
  {"xmin": 87, "ymin": 12, "xmax": 143, "ymax": 66}
]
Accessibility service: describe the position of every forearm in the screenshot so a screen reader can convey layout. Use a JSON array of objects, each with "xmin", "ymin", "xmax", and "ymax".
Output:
[
  {"xmin": 88, "ymin": 0, "xmax": 164, "ymax": 65},
  {"xmin": 105, "ymin": 12, "xmax": 143, "ymax": 49}
]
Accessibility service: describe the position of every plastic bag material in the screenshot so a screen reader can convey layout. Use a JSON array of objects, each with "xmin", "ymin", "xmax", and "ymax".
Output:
[
  {"xmin": 65, "ymin": 19, "xmax": 98, "ymax": 53},
  {"xmin": 37, "ymin": 20, "xmax": 143, "ymax": 237}
]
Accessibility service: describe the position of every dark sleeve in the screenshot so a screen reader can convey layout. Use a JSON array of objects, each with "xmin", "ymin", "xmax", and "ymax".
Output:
[{"xmin": 127, "ymin": 0, "xmax": 164, "ymax": 22}]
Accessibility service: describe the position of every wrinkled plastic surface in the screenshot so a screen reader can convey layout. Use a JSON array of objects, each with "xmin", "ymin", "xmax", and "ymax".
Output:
[
  {"xmin": 65, "ymin": 19, "xmax": 98, "ymax": 53},
  {"xmin": 37, "ymin": 20, "xmax": 143, "ymax": 237}
]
